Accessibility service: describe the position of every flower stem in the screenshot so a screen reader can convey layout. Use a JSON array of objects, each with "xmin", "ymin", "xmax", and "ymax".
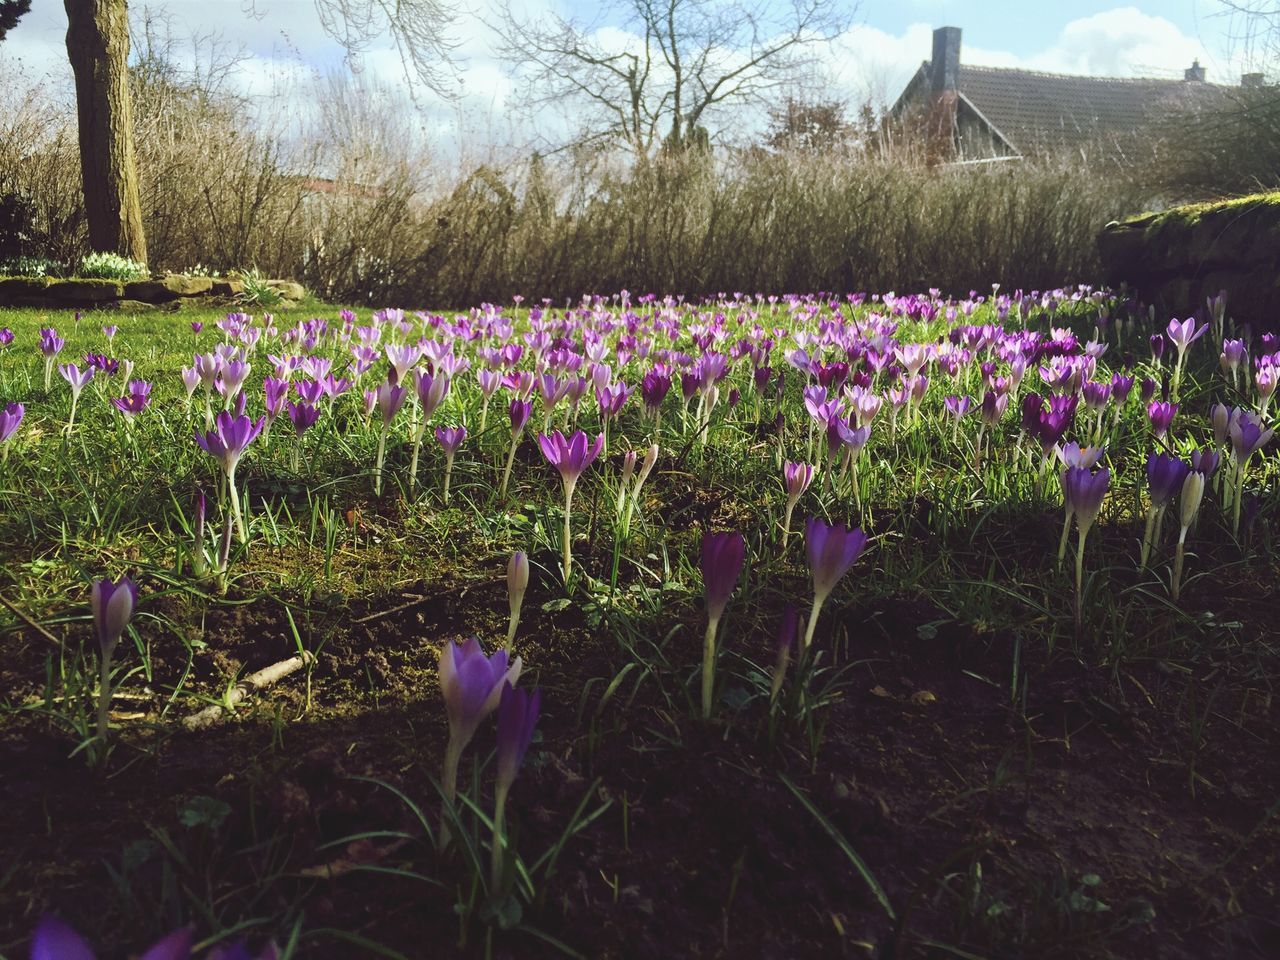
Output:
[
  {"xmin": 96, "ymin": 642, "xmax": 115, "ymax": 747},
  {"xmin": 1057, "ymin": 510, "xmax": 1072, "ymax": 566},
  {"xmin": 1172, "ymin": 526, "xmax": 1189, "ymax": 600},
  {"xmin": 408, "ymin": 430, "xmax": 423, "ymax": 494},
  {"xmin": 227, "ymin": 468, "xmax": 247, "ymax": 544},
  {"xmin": 440, "ymin": 736, "xmax": 462, "ymax": 849},
  {"xmin": 701, "ymin": 617, "xmax": 720, "ymax": 719},
  {"xmin": 443, "ymin": 453, "xmax": 454, "ymax": 503},
  {"xmin": 781, "ymin": 498, "xmax": 796, "ymax": 550},
  {"xmin": 499, "ymin": 435, "xmax": 518, "ymax": 497},
  {"xmin": 561, "ymin": 486, "xmax": 575, "ymax": 583},
  {"xmin": 801, "ymin": 593, "xmax": 827, "ymax": 654},
  {"xmin": 1074, "ymin": 523, "xmax": 1089, "ymax": 627},
  {"xmin": 1138, "ymin": 506, "xmax": 1156, "ymax": 570},
  {"xmin": 490, "ymin": 783, "xmax": 510, "ymax": 890},
  {"xmin": 374, "ymin": 426, "xmax": 388, "ymax": 496}
]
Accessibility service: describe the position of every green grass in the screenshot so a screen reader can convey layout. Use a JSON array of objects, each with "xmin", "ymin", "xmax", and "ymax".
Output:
[{"xmin": 0, "ymin": 293, "xmax": 1276, "ymax": 959}]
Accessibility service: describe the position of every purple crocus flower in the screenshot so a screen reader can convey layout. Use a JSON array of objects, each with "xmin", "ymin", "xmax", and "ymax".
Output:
[
  {"xmin": 1081, "ymin": 380, "xmax": 1112, "ymax": 412},
  {"xmin": 60, "ymin": 363, "xmax": 94, "ymax": 392},
  {"xmin": 1229, "ymin": 410, "xmax": 1274, "ymax": 462},
  {"xmin": 495, "ymin": 681, "xmax": 540, "ymax": 794},
  {"xmin": 0, "ymin": 401, "xmax": 24, "ymax": 452},
  {"xmin": 1110, "ymin": 373, "xmax": 1135, "ymax": 403},
  {"xmin": 1166, "ymin": 317, "xmax": 1208, "ymax": 353},
  {"xmin": 641, "ymin": 369, "xmax": 671, "ymax": 417},
  {"xmin": 538, "ymin": 430, "xmax": 604, "ymax": 492},
  {"xmin": 701, "ymin": 531, "xmax": 746, "ymax": 624},
  {"xmin": 1220, "ymin": 339, "xmax": 1247, "ymax": 377},
  {"xmin": 539, "ymin": 430, "xmax": 605, "ymax": 580},
  {"xmin": 112, "ymin": 391, "xmax": 150, "ymax": 419},
  {"xmin": 436, "ymin": 424, "xmax": 466, "ymax": 455},
  {"xmin": 413, "ymin": 368, "xmax": 450, "ymax": 420},
  {"xmin": 91, "ymin": 576, "xmax": 138, "ymax": 656},
  {"xmin": 1146, "ymin": 401, "xmax": 1178, "ymax": 442},
  {"xmin": 439, "ymin": 636, "xmax": 522, "ymax": 750},
  {"xmin": 264, "ymin": 376, "xmax": 289, "ymax": 423},
  {"xmin": 195, "ymin": 411, "xmax": 264, "ymax": 542},
  {"xmin": 217, "ymin": 358, "xmax": 251, "ymax": 399},
  {"xmin": 979, "ymin": 389, "xmax": 1008, "ymax": 428},
  {"xmin": 376, "ymin": 380, "xmax": 407, "ymax": 426},
  {"xmin": 294, "ymin": 378, "xmax": 324, "ymax": 405},
  {"xmin": 0, "ymin": 327, "xmax": 13, "ymax": 347},
  {"xmin": 801, "ymin": 518, "xmax": 868, "ymax": 651},
  {"xmin": 1189, "ymin": 449, "xmax": 1219, "ymax": 477},
  {"xmin": 943, "ymin": 395, "xmax": 975, "ymax": 419},
  {"xmin": 1056, "ymin": 442, "xmax": 1105, "ymax": 469},
  {"xmin": 491, "ymin": 680, "xmax": 541, "ymax": 885},
  {"xmin": 1147, "ymin": 453, "xmax": 1190, "ymax": 508},
  {"xmin": 30, "ymin": 915, "xmax": 192, "ymax": 960},
  {"xmin": 195, "ymin": 411, "xmax": 264, "ymax": 476},
  {"xmin": 40, "ymin": 327, "xmax": 64, "ymax": 357},
  {"xmin": 287, "ymin": 401, "xmax": 321, "ymax": 436},
  {"xmin": 699, "ymin": 530, "xmax": 746, "ymax": 718},
  {"xmin": 509, "ymin": 397, "xmax": 533, "ymax": 434},
  {"xmin": 1062, "ymin": 466, "xmax": 1109, "ymax": 532},
  {"xmin": 91, "ymin": 575, "xmax": 139, "ymax": 742},
  {"xmin": 439, "ymin": 636, "xmax": 522, "ymax": 821},
  {"xmin": 1149, "ymin": 333, "xmax": 1165, "ymax": 363}
]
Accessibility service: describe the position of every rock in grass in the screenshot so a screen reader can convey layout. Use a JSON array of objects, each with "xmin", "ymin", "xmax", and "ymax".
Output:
[
  {"xmin": 0, "ymin": 276, "xmax": 55, "ymax": 303},
  {"xmin": 125, "ymin": 274, "xmax": 214, "ymax": 302},
  {"xmin": 47, "ymin": 278, "xmax": 124, "ymax": 303},
  {"xmin": 267, "ymin": 279, "xmax": 306, "ymax": 301}
]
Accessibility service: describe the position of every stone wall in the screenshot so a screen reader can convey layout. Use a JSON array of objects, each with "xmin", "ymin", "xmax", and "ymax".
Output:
[
  {"xmin": 0, "ymin": 274, "xmax": 306, "ymax": 310},
  {"xmin": 1097, "ymin": 192, "xmax": 1280, "ymax": 331}
]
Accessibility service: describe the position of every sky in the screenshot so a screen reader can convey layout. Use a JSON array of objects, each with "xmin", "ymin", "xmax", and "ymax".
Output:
[{"xmin": 0, "ymin": 0, "xmax": 1257, "ymax": 158}]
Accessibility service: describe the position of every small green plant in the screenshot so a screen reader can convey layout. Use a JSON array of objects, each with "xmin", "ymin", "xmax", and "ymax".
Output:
[
  {"xmin": 236, "ymin": 268, "xmax": 284, "ymax": 307},
  {"xmin": 0, "ymin": 255, "xmax": 67, "ymax": 278},
  {"xmin": 78, "ymin": 251, "xmax": 149, "ymax": 281}
]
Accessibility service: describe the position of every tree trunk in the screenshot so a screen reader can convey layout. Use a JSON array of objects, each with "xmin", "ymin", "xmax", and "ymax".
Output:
[{"xmin": 65, "ymin": 0, "xmax": 147, "ymax": 263}]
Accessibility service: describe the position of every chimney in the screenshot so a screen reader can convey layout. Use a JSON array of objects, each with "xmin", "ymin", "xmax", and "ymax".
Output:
[
  {"xmin": 931, "ymin": 26, "xmax": 962, "ymax": 93},
  {"xmin": 1184, "ymin": 59, "xmax": 1206, "ymax": 82},
  {"xmin": 1242, "ymin": 72, "xmax": 1264, "ymax": 89}
]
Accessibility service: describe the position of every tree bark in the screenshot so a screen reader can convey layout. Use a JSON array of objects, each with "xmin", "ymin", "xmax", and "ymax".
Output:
[{"xmin": 64, "ymin": 0, "xmax": 147, "ymax": 263}]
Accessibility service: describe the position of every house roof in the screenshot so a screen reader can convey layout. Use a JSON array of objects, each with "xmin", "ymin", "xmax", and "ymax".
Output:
[{"xmin": 894, "ymin": 61, "xmax": 1230, "ymax": 157}]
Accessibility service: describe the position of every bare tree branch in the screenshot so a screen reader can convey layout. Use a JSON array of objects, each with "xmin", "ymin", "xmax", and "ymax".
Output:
[
  {"xmin": 492, "ymin": 0, "xmax": 852, "ymax": 157},
  {"xmin": 243, "ymin": 0, "xmax": 460, "ymax": 96}
]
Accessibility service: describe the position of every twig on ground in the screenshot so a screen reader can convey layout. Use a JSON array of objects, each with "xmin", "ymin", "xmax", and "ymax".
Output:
[
  {"xmin": 0, "ymin": 592, "xmax": 63, "ymax": 648},
  {"xmin": 182, "ymin": 652, "xmax": 316, "ymax": 730}
]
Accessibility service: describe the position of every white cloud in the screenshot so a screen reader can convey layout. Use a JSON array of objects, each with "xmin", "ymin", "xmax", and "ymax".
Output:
[{"xmin": 1027, "ymin": 7, "xmax": 1209, "ymax": 77}]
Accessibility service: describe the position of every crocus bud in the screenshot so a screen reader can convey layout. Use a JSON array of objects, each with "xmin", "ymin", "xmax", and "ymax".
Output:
[
  {"xmin": 634, "ymin": 443, "xmax": 659, "ymax": 497},
  {"xmin": 1211, "ymin": 403, "xmax": 1232, "ymax": 446},
  {"xmin": 91, "ymin": 576, "xmax": 138, "ymax": 656},
  {"xmin": 701, "ymin": 531, "xmax": 746, "ymax": 624},
  {"xmin": 1179, "ymin": 470, "xmax": 1205, "ymax": 530},
  {"xmin": 505, "ymin": 551, "xmax": 529, "ymax": 649},
  {"xmin": 784, "ymin": 461, "xmax": 815, "ymax": 502},
  {"xmin": 770, "ymin": 605, "xmax": 799, "ymax": 704}
]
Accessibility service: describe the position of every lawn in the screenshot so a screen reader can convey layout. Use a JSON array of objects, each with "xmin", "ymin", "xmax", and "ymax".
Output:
[{"xmin": 0, "ymin": 292, "xmax": 1276, "ymax": 960}]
